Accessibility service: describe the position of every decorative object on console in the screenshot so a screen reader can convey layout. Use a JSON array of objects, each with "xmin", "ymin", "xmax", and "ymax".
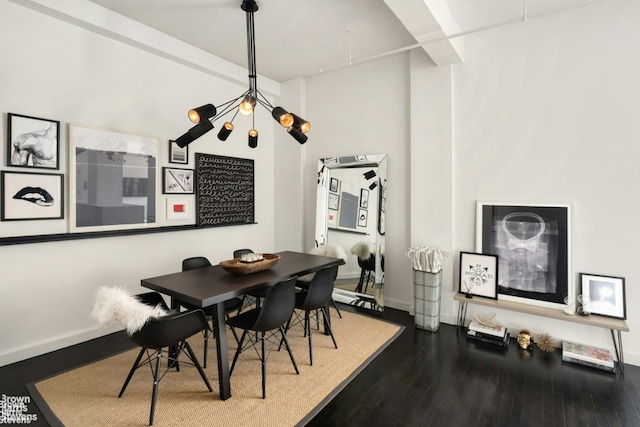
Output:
[
  {"xmin": 579, "ymin": 273, "xmax": 626, "ymax": 320},
  {"xmin": 476, "ymin": 202, "xmax": 571, "ymax": 309},
  {"xmin": 458, "ymin": 252, "xmax": 498, "ymax": 300},
  {"xmin": 517, "ymin": 329, "xmax": 534, "ymax": 351},
  {"xmin": 576, "ymin": 294, "xmax": 591, "ymax": 316},
  {"xmin": 7, "ymin": 113, "xmax": 60, "ymax": 169},
  {"xmin": 173, "ymin": 0, "xmax": 309, "ymax": 149},
  {"xmin": 563, "ymin": 295, "xmax": 576, "ymax": 315},
  {"xmin": 536, "ymin": 333, "xmax": 556, "ymax": 352}
]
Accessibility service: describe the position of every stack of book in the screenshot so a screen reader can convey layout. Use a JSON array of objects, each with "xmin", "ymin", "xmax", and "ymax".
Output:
[
  {"xmin": 562, "ymin": 340, "xmax": 616, "ymax": 373},
  {"xmin": 466, "ymin": 320, "xmax": 510, "ymax": 350}
]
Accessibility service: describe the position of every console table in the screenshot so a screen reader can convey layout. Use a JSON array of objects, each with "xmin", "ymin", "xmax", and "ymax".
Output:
[{"xmin": 454, "ymin": 293, "xmax": 629, "ymax": 373}]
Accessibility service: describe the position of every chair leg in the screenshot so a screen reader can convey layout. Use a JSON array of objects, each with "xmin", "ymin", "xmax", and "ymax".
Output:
[
  {"xmin": 184, "ymin": 341, "xmax": 213, "ymax": 392},
  {"xmin": 261, "ymin": 331, "xmax": 266, "ymax": 399},
  {"xmin": 203, "ymin": 324, "xmax": 209, "ymax": 369},
  {"xmin": 331, "ymin": 297, "xmax": 342, "ymax": 318},
  {"xmin": 230, "ymin": 330, "xmax": 248, "ymax": 375},
  {"xmin": 118, "ymin": 348, "xmax": 145, "ymax": 397},
  {"xmin": 279, "ymin": 326, "xmax": 299, "ymax": 375},
  {"xmin": 321, "ymin": 306, "xmax": 338, "ymax": 349},
  {"xmin": 149, "ymin": 349, "xmax": 162, "ymax": 426},
  {"xmin": 306, "ymin": 311, "xmax": 314, "ymax": 366}
]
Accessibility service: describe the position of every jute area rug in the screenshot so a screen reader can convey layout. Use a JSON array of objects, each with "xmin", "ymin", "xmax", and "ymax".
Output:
[{"xmin": 30, "ymin": 310, "xmax": 403, "ymax": 426}]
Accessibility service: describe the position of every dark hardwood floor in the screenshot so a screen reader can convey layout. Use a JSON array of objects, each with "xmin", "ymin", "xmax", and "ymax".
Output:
[{"xmin": 2, "ymin": 305, "xmax": 639, "ymax": 426}]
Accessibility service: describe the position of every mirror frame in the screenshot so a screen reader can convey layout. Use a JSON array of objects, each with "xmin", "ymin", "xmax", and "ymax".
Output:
[{"xmin": 316, "ymin": 154, "xmax": 387, "ymax": 311}]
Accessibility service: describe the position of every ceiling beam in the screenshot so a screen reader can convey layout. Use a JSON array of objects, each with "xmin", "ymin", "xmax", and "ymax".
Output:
[{"xmin": 384, "ymin": 0, "xmax": 463, "ymax": 65}]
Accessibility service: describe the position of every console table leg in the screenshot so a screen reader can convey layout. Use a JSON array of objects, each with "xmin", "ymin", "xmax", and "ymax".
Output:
[
  {"xmin": 457, "ymin": 301, "xmax": 468, "ymax": 327},
  {"xmin": 611, "ymin": 329, "xmax": 625, "ymax": 374}
]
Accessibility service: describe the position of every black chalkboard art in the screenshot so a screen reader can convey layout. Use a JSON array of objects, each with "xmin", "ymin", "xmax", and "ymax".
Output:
[{"xmin": 195, "ymin": 153, "xmax": 255, "ymax": 227}]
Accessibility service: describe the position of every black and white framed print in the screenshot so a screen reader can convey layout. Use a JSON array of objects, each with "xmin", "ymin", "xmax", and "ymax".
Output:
[
  {"xmin": 168, "ymin": 139, "xmax": 188, "ymax": 164},
  {"xmin": 358, "ymin": 208, "xmax": 368, "ymax": 227},
  {"xmin": 459, "ymin": 252, "xmax": 498, "ymax": 299},
  {"xmin": 580, "ymin": 273, "xmax": 626, "ymax": 319},
  {"xmin": 360, "ymin": 188, "xmax": 369, "ymax": 208},
  {"xmin": 477, "ymin": 202, "xmax": 571, "ymax": 308},
  {"xmin": 162, "ymin": 167, "xmax": 194, "ymax": 194},
  {"xmin": 329, "ymin": 177, "xmax": 339, "ymax": 193},
  {"xmin": 328, "ymin": 193, "xmax": 339, "ymax": 210},
  {"xmin": 7, "ymin": 113, "xmax": 60, "ymax": 169},
  {"xmin": 1, "ymin": 171, "xmax": 64, "ymax": 221}
]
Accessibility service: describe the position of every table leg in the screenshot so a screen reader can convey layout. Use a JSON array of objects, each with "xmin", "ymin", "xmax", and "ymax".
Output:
[
  {"xmin": 456, "ymin": 301, "xmax": 468, "ymax": 328},
  {"xmin": 322, "ymin": 302, "xmax": 331, "ymax": 335},
  {"xmin": 213, "ymin": 302, "xmax": 231, "ymax": 400},
  {"xmin": 169, "ymin": 297, "xmax": 180, "ymax": 370},
  {"xmin": 610, "ymin": 329, "xmax": 625, "ymax": 374}
]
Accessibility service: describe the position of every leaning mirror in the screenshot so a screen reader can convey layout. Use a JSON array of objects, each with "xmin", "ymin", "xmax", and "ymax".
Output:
[{"xmin": 316, "ymin": 154, "xmax": 387, "ymax": 311}]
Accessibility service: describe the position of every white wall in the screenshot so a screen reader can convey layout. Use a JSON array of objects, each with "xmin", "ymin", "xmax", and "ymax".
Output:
[
  {"xmin": 0, "ymin": 2, "xmax": 282, "ymax": 366},
  {"xmin": 451, "ymin": 0, "xmax": 640, "ymax": 364}
]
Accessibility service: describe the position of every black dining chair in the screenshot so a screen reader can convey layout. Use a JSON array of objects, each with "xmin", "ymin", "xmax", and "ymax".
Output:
[
  {"xmin": 118, "ymin": 292, "xmax": 212, "ymax": 426},
  {"xmin": 286, "ymin": 265, "xmax": 339, "ymax": 366},
  {"xmin": 180, "ymin": 256, "xmax": 243, "ymax": 368},
  {"xmin": 356, "ymin": 253, "xmax": 376, "ymax": 294},
  {"xmin": 226, "ymin": 277, "xmax": 299, "ymax": 398},
  {"xmin": 234, "ymin": 249, "xmax": 269, "ymax": 312}
]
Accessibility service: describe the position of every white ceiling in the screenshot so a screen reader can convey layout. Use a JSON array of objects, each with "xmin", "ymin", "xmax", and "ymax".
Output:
[{"xmin": 86, "ymin": 0, "xmax": 603, "ymax": 82}]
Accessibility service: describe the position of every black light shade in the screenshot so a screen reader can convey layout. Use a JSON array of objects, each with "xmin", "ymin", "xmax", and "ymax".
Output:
[
  {"xmin": 363, "ymin": 170, "xmax": 377, "ymax": 180},
  {"xmin": 291, "ymin": 113, "xmax": 310, "ymax": 134},
  {"xmin": 188, "ymin": 104, "xmax": 217, "ymax": 124},
  {"xmin": 248, "ymin": 129, "xmax": 258, "ymax": 148},
  {"xmin": 369, "ymin": 181, "xmax": 378, "ymax": 190},
  {"xmin": 288, "ymin": 126, "xmax": 308, "ymax": 144},
  {"xmin": 272, "ymin": 106, "xmax": 294, "ymax": 127},
  {"xmin": 175, "ymin": 120, "xmax": 214, "ymax": 148},
  {"xmin": 217, "ymin": 122, "xmax": 234, "ymax": 141}
]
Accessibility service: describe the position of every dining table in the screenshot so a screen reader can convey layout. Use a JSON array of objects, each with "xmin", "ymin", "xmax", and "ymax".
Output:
[{"xmin": 140, "ymin": 250, "xmax": 345, "ymax": 400}]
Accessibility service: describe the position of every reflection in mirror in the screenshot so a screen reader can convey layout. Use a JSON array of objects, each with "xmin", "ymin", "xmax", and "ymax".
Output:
[{"xmin": 316, "ymin": 154, "xmax": 387, "ymax": 311}]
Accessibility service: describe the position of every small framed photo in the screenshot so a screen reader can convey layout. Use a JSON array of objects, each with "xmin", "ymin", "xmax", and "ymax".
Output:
[
  {"xmin": 1, "ymin": 171, "xmax": 64, "ymax": 221},
  {"xmin": 166, "ymin": 197, "xmax": 192, "ymax": 221},
  {"xmin": 328, "ymin": 193, "xmax": 339, "ymax": 210},
  {"xmin": 459, "ymin": 252, "xmax": 499, "ymax": 299},
  {"xmin": 7, "ymin": 113, "xmax": 60, "ymax": 169},
  {"xmin": 360, "ymin": 188, "xmax": 369, "ymax": 208},
  {"xmin": 169, "ymin": 139, "xmax": 188, "ymax": 164},
  {"xmin": 358, "ymin": 208, "xmax": 368, "ymax": 227},
  {"xmin": 329, "ymin": 177, "xmax": 339, "ymax": 193},
  {"xmin": 162, "ymin": 167, "xmax": 194, "ymax": 194},
  {"xmin": 580, "ymin": 273, "xmax": 626, "ymax": 319}
]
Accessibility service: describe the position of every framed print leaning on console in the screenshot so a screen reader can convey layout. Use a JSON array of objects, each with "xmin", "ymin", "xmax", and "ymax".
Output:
[
  {"xmin": 580, "ymin": 273, "xmax": 626, "ymax": 320},
  {"xmin": 477, "ymin": 202, "xmax": 571, "ymax": 309}
]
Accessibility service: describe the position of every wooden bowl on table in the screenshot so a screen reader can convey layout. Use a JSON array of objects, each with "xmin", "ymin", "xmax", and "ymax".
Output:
[{"xmin": 219, "ymin": 253, "xmax": 281, "ymax": 275}]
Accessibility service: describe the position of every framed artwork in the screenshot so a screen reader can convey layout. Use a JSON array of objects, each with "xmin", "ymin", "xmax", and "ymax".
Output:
[
  {"xmin": 1, "ymin": 171, "xmax": 64, "ymax": 221},
  {"xmin": 328, "ymin": 193, "xmax": 339, "ymax": 210},
  {"xmin": 360, "ymin": 188, "xmax": 369, "ymax": 209},
  {"xmin": 327, "ymin": 209, "xmax": 337, "ymax": 228},
  {"xmin": 476, "ymin": 202, "xmax": 571, "ymax": 308},
  {"xmin": 329, "ymin": 177, "xmax": 339, "ymax": 193},
  {"xmin": 358, "ymin": 208, "xmax": 368, "ymax": 227},
  {"xmin": 7, "ymin": 113, "xmax": 60, "ymax": 169},
  {"xmin": 162, "ymin": 167, "xmax": 194, "ymax": 194},
  {"xmin": 69, "ymin": 124, "xmax": 158, "ymax": 232},
  {"xmin": 459, "ymin": 252, "xmax": 498, "ymax": 299},
  {"xmin": 580, "ymin": 273, "xmax": 626, "ymax": 319},
  {"xmin": 166, "ymin": 197, "xmax": 192, "ymax": 221},
  {"xmin": 168, "ymin": 139, "xmax": 188, "ymax": 164}
]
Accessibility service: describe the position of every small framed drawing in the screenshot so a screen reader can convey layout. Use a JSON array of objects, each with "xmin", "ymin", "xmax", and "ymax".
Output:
[
  {"xmin": 358, "ymin": 208, "xmax": 368, "ymax": 227},
  {"xmin": 330, "ymin": 177, "xmax": 339, "ymax": 193},
  {"xmin": 169, "ymin": 139, "xmax": 188, "ymax": 164},
  {"xmin": 1, "ymin": 171, "xmax": 64, "ymax": 221},
  {"xmin": 580, "ymin": 273, "xmax": 626, "ymax": 319},
  {"xmin": 327, "ymin": 209, "xmax": 337, "ymax": 228},
  {"xmin": 459, "ymin": 252, "xmax": 498, "ymax": 299},
  {"xmin": 360, "ymin": 188, "xmax": 369, "ymax": 208},
  {"xmin": 328, "ymin": 193, "xmax": 339, "ymax": 210},
  {"xmin": 7, "ymin": 113, "xmax": 60, "ymax": 169},
  {"xmin": 166, "ymin": 197, "xmax": 192, "ymax": 221},
  {"xmin": 163, "ymin": 167, "xmax": 194, "ymax": 194}
]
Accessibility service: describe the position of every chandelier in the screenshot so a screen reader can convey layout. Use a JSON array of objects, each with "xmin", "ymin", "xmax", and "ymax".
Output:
[{"xmin": 175, "ymin": 0, "xmax": 310, "ymax": 149}]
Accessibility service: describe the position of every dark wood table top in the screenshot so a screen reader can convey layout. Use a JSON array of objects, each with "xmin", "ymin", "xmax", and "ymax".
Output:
[{"xmin": 141, "ymin": 250, "xmax": 345, "ymax": 308}]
